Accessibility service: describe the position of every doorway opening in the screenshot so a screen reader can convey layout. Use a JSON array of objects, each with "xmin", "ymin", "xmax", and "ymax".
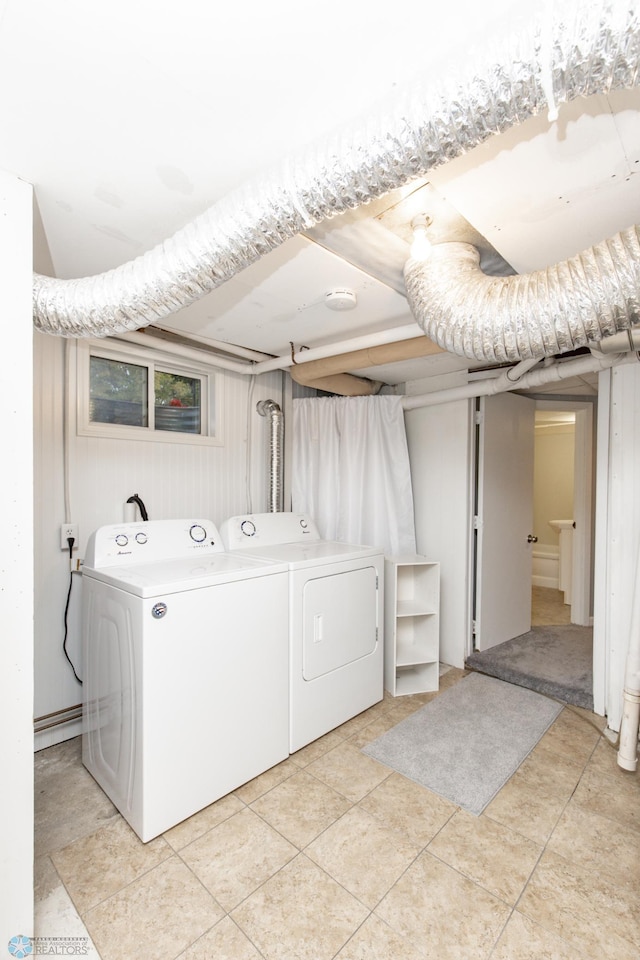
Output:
[
  {"xmin": 532, "ymin": 408, "xmax": 576, "ymax": 626},
  {"xmin": 532, "ymin": 398, "xmax": 595, "ymax": 630},
  {"xmin": 468, "ymin": 393, "xmax": 596, "ymax": 711}
]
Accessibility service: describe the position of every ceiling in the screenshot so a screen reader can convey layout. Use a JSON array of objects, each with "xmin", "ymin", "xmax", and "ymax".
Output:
[{"xmin": 2, "ymin": 0, "xmax": 639, "ymax": 396}]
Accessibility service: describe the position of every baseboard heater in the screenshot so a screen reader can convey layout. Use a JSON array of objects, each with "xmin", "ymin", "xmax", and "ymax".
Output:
[{"xmin": 34, "ymin": 704, "xmax": 82, "ymax": 734}]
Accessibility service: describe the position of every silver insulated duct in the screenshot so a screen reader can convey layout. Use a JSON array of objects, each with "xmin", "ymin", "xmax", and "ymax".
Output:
[
  {"xmin": 32, "ymin": 0, "xmax": 640, "ymax": 363},
  {"xmin": 256, "ymin": 400, "xmax": 284, "ymax": 513},
  {"xmin": 404, "ymin": 229, "xmax": 640, "ymax": 363}
]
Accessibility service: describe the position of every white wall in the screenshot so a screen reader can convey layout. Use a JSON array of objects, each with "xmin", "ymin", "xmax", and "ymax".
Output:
[
  {"xmin": 34, "ymin": 331, "xmax": 284, "ymax": 746},
  {"xmin": 0, "ymin": 169, "xmax": 34, "ymax": 943},
  {"xmin": 533, "ymin": 424, "xmax": 575, "ymax": 548},
  {"xmin": 594, "ymin": 362, "xmax": 640, "ymax": 730},
  {"xmin": 403, "ymin": 374, "xmax": 472, "ymax": 668}
]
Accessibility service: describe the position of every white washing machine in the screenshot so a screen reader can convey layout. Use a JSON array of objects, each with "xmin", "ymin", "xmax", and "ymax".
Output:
[
  {"xmin": 81, "ymin": 518, "xmax": 289, "ymax": 842},
  {"xmin": 220, "ymin": 512, "xmax": 384, "ymax": 752}
]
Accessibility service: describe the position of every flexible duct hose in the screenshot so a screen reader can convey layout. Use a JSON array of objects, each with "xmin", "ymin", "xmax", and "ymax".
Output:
[
  {"xmin": 256, "ymin": 400, "xmax": 284, "ymax": 513},
  {"xmin": 33, "ymin": 0, "xmax": 640, "ymax": 362},
  {"xmin": 404, "ymin": 230, "xmax": 640, "ymax": 363}
]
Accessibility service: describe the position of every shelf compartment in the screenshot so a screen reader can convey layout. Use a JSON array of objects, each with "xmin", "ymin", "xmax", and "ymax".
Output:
[
  {"xmin": 384, "ymin": 556, "xmax": 440, "ymax": 697},
  {"xmin": 396, "ymin": 562, "xmax": 439, "ymax": 609},
  {"xmin": 395, "ymin": 615, "xmax": 439, "ymax": 664},
  {"xmin": 394, "ymin": 662, "xmax": 439, "ymax": 696},
  {"xmin": 396, "ymin": 599, "xmax": 437, "ymax": 618}
]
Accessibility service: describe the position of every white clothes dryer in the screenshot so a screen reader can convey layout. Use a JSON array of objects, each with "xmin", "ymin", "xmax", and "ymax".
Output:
[
  {"xmin": 220, "ymin": 513, "xmax": 384, "ymax": 753},
  {"xmin": 81, "ymin": 518, "xmax": 289, "ymax": 842}
]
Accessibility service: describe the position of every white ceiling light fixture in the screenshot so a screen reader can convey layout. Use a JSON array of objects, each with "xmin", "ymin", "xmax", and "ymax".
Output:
[
  {"xmin": 324, "ymin": 288, "xmax": 358, "ymax": 311},
  {"xmin": 410, "ymin": 214, "xmax": 433, "ymax": 260}
]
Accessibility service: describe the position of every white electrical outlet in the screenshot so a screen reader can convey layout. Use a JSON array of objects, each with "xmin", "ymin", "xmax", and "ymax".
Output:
[{"xmin": 60, "ymin": 524, "xmax": 79, "ymax": 551}]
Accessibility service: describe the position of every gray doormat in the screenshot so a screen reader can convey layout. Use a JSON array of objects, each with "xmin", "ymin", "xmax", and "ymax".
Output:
[
  {"xmin": 466, "ymin": 624, "xmax": 593, "ymax": 711},
  {"xmin": 363, "ymin": 673, "xmax": 562, "ymax": 815}
]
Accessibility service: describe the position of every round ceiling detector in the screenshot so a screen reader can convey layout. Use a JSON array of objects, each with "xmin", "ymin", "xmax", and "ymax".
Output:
[{"xmin": 324, "ymin": 288, "xmax": 358, "ymax": 311}]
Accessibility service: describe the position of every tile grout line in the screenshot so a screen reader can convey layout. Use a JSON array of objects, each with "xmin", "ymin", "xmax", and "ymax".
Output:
[
  {"xmin": 175, "ymin": 675, "xmax": 472, "ymax": 956},
  {"xmin": 496, "ymin": 724, "xmax": 617, "ymax": 959},
  {"xmin": 39, "ymin": 663, "xmax": 628, "ymax": 960}
]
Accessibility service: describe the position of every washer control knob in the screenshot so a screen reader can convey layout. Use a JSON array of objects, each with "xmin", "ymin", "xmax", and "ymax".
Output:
[
  {"xmin": 115, "ymin": 534, "xmax": 129, "ymax": 547},
  {"xmin": 300, "ymin": 518, "xmax": 308, "ymax": 529},
  {"xmin": 135, "ymin": 532, "xmax": 148, "ymax": 545},
  {"xmin": 241, "ymin": 520, "xmax": 256, "ymax": 537},
  {"xmin": 189, "ymin": 524, "xmax": 207, "ymax": 543}
]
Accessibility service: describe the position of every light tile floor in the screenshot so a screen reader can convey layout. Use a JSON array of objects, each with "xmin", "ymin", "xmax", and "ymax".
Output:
[
  {"xmin": 531, "ymin": 586, "xmax": 572, "ymax": 626},
  {"xmin": 35, "ymin": 667, "xmax": 640, "ymax": 960}
]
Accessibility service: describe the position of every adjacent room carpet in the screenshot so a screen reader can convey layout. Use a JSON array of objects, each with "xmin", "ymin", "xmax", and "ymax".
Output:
[
  {"xmin": 363, "ymin": 673, "xmax": 562, "ymax": 815},
  {"xmin": 465, "ymin": 623, "xmax": 593, "ymax": 711}
]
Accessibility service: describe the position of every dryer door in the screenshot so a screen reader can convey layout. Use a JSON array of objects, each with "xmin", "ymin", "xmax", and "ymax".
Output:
[{"xmin": 302, "ymin": 564, "xmax": 378, "ymax": 681}]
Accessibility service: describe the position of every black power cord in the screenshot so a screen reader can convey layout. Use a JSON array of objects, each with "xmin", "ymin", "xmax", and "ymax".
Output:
[
  {"xmin": 126, "ymin": 494, "xmax": 149, "ymax": 521},
  {"xmin": 63, "ymin": 536, "xmax": 82, "ymax": 685}
]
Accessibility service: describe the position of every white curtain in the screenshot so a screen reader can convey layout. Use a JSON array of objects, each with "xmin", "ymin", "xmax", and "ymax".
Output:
[{"xmin": 292, "ymin": 395, "xmax": 416, "ymax": 556}]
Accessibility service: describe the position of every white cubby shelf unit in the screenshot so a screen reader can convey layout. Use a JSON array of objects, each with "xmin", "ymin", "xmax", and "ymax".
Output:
[{"xmin": 384, "ymin": 556, "xmax": 440, "ymax": 696}]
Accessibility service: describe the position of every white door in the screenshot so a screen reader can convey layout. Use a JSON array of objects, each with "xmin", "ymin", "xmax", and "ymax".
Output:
[{"xmin": 475, "ymin": 392, "xmax": 536, "ymax": 651}]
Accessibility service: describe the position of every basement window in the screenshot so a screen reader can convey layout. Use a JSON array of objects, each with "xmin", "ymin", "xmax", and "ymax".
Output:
[{"xmin": 75, "ymin": 340, "xmax": 222, "ymax": 445}]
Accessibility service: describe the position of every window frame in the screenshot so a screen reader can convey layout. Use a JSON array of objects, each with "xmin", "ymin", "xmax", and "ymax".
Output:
[{"xmin": 76, "ymin": 338, "xmax": 223, "ymax": 446}]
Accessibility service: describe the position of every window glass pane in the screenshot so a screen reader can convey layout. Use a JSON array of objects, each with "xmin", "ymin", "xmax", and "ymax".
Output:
[
  {"xmin": 90, "ymin": 356, "xmax": 148, "ymax": 426},
  {"xmin": 154, "ymin": 371, "xmax": 202, "ymax": 434}
]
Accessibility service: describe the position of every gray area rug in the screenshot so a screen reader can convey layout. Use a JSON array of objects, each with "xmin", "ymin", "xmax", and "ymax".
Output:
[
  {"xmin": 465, "ymin": 624, "xmax": 593, "ymax": 711},
  {"xmin": 363, "ymin": 673, "xmax": 562, "ymax": 815}
]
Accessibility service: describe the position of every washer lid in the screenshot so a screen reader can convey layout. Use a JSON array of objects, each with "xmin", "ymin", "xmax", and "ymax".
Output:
[
  {"xmin": 83, "ymin": 552, "xmax": 288, "ymax": 597},
  {"xmin": 227, "ymin": 539, "xmax": 382, "ymax": 569}
]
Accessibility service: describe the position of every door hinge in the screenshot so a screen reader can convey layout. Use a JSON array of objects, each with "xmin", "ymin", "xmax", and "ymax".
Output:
[
  {"xmin": 473, "ymin": 515, "xmax": 483, "ymax": 530},
  {"xmin": 474, "ymin": 410, "xmax": 484, "ymax": 425},
  {"xmin": 472, "ymin": 619, "xmax": 477, "ymax": 636}
]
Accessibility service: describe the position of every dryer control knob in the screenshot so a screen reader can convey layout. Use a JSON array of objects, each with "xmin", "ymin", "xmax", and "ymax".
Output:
[
  {"xmin": 135, "ymin": 532, "xmax": 148, "ymax": 544},
  {"xmin": 115, "ymin": 534, "xmax": 129, "ymax": 547},
  {"xmin": 300, "ymin": 519, "xmax": 308, "ymax": 529},
  {"xmin": 189, "ymin": 524, "xmax": 207, "ymax": 543},
  {"xmin": 241, "ymin": 520, "xmax": 256, "ymax": 537}
]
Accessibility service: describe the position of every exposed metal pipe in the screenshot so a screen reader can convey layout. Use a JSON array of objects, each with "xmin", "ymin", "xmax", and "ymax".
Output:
[
  {"xmin": 594, "ymin": 328, "xmax": 640, "ymax": 355},
  {"xmin": 114, "ymin": 317, "xmax": 640, "ymax": 401},
  {"xmin": 115, "ymin": 330, "xmax": 253, "ymax": 374},
  {"xmin": 34, "ymin": 704, "xmax": 83, "ymax": 734},
  {"xmin": 254, "ymin": 323, "xmax": 431, "ymax": 374},
  {"xmin": 147, "ymin": 325, "xmax": 273, "ymax": 362},
  {"xmin": 32, "ymin": 0, "xmax": 640, "ymax": 356},
  {"xmin": 256, "ymin": 399, "xmax": 284, "ymax": 512},
  {"xmin": 115, "ymin": 325, "xmax": 435, "ymax": 380},
  {"xmin": 111, "ymin": 325, "xmax": 445, "ymax": 396},
  {"xmin": 401, "ymin": 350, "xmax": 637, "ymax": 410}
]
